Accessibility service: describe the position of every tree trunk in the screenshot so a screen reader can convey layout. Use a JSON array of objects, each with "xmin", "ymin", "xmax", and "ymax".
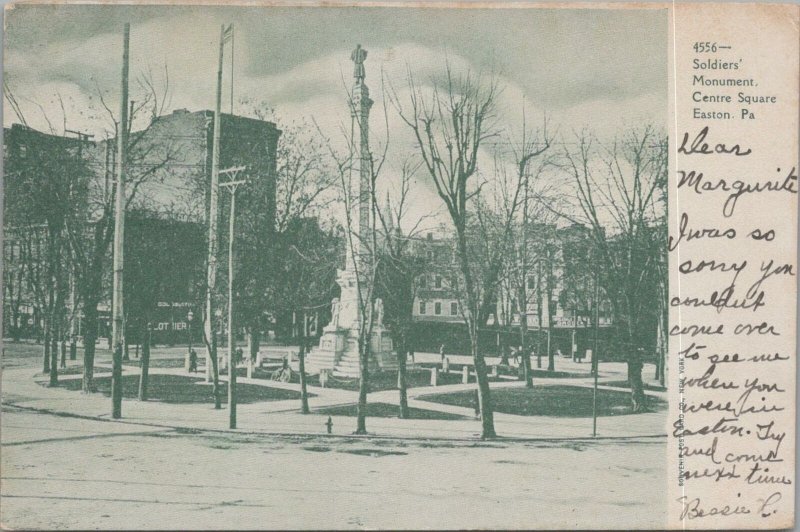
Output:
[
  {"xmin": 42, "ymin": 318, "xmax": 51, "ymax": 374},
  {"xmin": 249, "ymin": 326, "xmax": 259, "ymax": 361},
  {"xmin": 536, "ymin": 273, "xmax": 543, "ymax": 369},
  {"xmin": 48, "ymin": 321, "xmax": 59, "ymax": 386},
  {"xmin": 138, "ymin": 325, "xmax": 151, "ymax": 401},
  {"xmin": 111, "ymin": 341, "xmax": 123, "ymax": 418},
  {"xmin": 355, "ymin": 340, "xmax": 369, "ymax": 434},
  {"xmin": 629, "ymin": 360, "xmax": 646, "ymax": 412},
  {"xmin": 546, "ymin": 313, "xmax": 555, "ymax": 371},
  {"xmin": 397, "ymin": 338, "xmax": 409, "ymax": 419},
  {"xmin": 60, "ymin": 332, "xmax": 67, "ymax": 369},
  {"xmin": 70, "ymin": 335, "xmax": 77, "ymax": 361},
  {"xmin": 82, "ymin": 301, "xmax": 98, "ymax": 393},
  {"xmin": 472, "ymin": 335, "xmax": 496, "ymax": 439},
  {"xmin": 454, "ymin": 220, "xmax": 496, "ymax": 439},
  {"xmin": 209, "ymin": 332, "xmax": 221, "ymax": 409},
  {"xmin": 298, "ymin": 339, "xmax": 310, "ymax": 414},
  {"xmin": 519, "ymin": 313, "xmax": 532, "ymax": 388}
]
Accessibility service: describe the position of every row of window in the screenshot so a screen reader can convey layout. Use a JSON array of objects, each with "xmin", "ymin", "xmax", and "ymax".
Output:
[
  {"xmin": 418, "ymin": 300, "xmax": 459, "ymax": 316},
  {"xmin": 418, "ymin": 275, "xmax": 444, "ymax": 289}
]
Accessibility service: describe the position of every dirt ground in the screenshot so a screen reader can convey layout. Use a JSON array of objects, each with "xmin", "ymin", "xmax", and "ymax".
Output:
[{"xmin": 1, "ymin": 406, "xmax": 667, "ymax": 530}]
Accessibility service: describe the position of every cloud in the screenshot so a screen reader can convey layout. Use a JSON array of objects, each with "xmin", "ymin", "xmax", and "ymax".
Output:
[{"xmin": 4, "ymin": 5, "xmax": 667, "ymax": 232}]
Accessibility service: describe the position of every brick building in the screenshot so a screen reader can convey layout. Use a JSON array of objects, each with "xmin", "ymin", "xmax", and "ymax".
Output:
[{"xmin": 2, "ymin": 111, "xmax": 281, "ymax": 345}]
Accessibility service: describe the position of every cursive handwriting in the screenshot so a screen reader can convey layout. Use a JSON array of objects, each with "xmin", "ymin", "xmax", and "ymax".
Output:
[
  {"xmin": 678, "ymin": 126, "xmax": 752, "ymax": 156},
  {"xmin": 678, "ymin": 492, "xmax": 783, "ymax": 520},
  {"xmin": 677, "ymin": 166, "xmax": 797, "ymax": 217},
  {"xmin": 668, "ymin": 212, "xmax": 736, "ymax": 252}
]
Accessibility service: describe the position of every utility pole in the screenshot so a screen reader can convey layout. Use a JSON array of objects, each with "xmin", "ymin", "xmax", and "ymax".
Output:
[
  {"xmin": 111, "ymin": 22, "xmax": 130, "ymax": 420},
  {"xmin": 592, "ymin": 265, "xmax": 600, "ymax": 437},
  {"xmin": 220, "ymin": 167, "xmax": 246, "ymax": 430},
  {"xmin": 204, "ymin": 23, "xmax": 233, "ymax": 409}
]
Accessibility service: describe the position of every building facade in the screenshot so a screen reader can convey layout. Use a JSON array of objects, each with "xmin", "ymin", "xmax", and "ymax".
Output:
[
  {"xmin": 407, "ymin": 224, "xmax": 615, "ymax": 358},
  {"xmin": 2, "ymin": 111, "xmax": 281, "ymax": 345}
]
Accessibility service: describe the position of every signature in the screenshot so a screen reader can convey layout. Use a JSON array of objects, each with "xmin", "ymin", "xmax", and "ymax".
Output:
[{"xmin": 678, "ymin": 491, "xmax": 782, "ymax": 520}]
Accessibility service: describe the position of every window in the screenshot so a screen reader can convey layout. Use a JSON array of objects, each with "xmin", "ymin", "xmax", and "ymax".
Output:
[
  {"xmin": 435, "ymin": 302, "xmax": 442, "ymax": 315},
  {"xmin": 418, "ymin": 276, "xmax": 427, "ymax": 288},
  {"xmin": 527, "ymin": 276, "xmax": 536, "ymax": 289},
  {"xmin": 434, "ymin": 276, "xmax": 442, "ymax": 289},
  {"xmin": 450, "ymin": 302, "xmax": 458, "ymax": 315},
  {"xmin": 419, "ymin": 301, "xmax": 426, "ymax": 315}
]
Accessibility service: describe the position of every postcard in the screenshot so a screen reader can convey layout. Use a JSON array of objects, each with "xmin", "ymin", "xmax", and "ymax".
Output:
[{"xmin": 1, "ymin": 2, "xmax": 796, "ymax": 529}]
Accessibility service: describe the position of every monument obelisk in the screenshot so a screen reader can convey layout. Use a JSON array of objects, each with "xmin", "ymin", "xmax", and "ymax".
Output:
[
  {"xmin": 335, "ymin": 43, "xmax": 372, "ymax": 330},
  {"xmin": 305, "ymin": 44, "xmax": 395, "ymax": 377}
]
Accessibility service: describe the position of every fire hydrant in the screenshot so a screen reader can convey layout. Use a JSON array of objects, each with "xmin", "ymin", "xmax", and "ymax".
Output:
[{"xmin": 325, "ymin": 416, "xmax": 333, "ymax": 434}]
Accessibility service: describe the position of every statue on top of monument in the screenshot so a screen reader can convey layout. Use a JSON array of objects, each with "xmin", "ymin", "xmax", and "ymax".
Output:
[{"xmin": 351, "ymin": 44, "xmax": 367, "ymax": 81}]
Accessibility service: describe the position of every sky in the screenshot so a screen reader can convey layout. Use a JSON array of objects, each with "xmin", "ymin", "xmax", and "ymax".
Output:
[{"xmin": 4, "ymin": 4, "xmax": 668, "ymax": 229}]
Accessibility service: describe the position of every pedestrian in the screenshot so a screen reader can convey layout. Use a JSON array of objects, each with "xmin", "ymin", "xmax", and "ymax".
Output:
[
  {"xmin": 189, "ymin": 348, "xmax": 198, "ymax": 373},
  {"xmin": 500, "ymin": 345, "xmax": 509, "ymax": 366},
  {"xmin": 439, "ymin": 343, "xmax": 446, "ymax": 364}
]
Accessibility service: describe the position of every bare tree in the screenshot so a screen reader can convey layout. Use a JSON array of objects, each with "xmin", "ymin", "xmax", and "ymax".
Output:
[
  {"xmin": 559, "ymin": 126, "xmax": 667, "ymax": 412},
  {"xmin": 391, "ymin": 64, "xmax": 515, "ymax": 439},
  {"xmin": 232, "ymin": 99, "xmax": 337, "ymax": 367},
  {"xmin": 1, "ymin": 99, "xmax": 91, "ymax": 386},
  {"xmin": 373, "ymin": 157, "xmax": 431, "ymax": 418},
  {"xmin": 495, "ymin": 115, "xmax": 553, "ymax": 386},
  {"xmin": 275, "ymin": 221, "xmax": 339, "ymax": 414},
  {"xmin": 63, "ymin": 66, "xmax": 179, "ymax": 393}
]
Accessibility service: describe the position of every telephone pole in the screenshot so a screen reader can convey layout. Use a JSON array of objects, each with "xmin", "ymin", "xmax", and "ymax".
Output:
[
  {"xmin": 592, "ymin": 265, "xmax": 600, "ymax": 437},
  {"xmin": 204, "ymin": 23, "xmax": 233, "ymax": 409},
  {"xmin": 220, "ymin": 167, "xmax": 246, "ymax": 430},
  {"xmin": 111, "ymin": 22, "xmax": 130, "ymax": 420}
]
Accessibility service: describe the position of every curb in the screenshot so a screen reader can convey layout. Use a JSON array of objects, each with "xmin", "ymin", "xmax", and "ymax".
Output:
[{"xmin": 2, "ymin": 401, "xmax": 668, "ymax": 445}]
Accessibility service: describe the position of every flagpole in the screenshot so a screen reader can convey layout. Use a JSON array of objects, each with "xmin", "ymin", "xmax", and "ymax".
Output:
[{"xmin": 204, "ymin": 23, "xmax": 231, "ymax": 410}]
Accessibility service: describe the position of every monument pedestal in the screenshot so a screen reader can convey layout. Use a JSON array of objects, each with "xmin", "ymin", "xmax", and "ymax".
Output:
[{"xmin": 306, "ymin": 321, "xmax": 396, "ymax": 378}]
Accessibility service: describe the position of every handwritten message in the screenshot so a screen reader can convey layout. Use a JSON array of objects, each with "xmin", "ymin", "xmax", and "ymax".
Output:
[{"xmin": 668, "ymin": 4, "xmax": 797, "ymax": 529}]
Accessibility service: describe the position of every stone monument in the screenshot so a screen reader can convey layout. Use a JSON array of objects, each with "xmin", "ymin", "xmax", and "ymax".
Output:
[{"xmin": 305, "ymin": 45, "xmax": 396, "ymax": 377}]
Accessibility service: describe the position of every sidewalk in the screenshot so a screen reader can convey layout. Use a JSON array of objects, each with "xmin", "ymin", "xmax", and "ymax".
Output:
[{"xmin": 2, "ymin": 359, "xmax": 668, "ymax": 442}]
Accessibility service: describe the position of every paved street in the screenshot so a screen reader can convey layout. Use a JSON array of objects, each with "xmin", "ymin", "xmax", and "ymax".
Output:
[{"xmin": 1, "ymin": 342, "xmax": 668, "ymax": 529}]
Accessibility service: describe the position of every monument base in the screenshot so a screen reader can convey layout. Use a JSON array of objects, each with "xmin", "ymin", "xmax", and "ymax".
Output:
[{"xmin": 306, "ymin": 323, "xmax": 397, "ymax": 378}]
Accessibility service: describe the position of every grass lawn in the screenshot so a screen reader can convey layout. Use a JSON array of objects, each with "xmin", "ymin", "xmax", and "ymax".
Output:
[
  {"xmin": 305, "ymin": 369, "xmax": 468, "ymax": 392},
  {"xmin": 498, "ymin": 366, "xmax": 589, "ymax": 379},
  {"xmin": 314, "ymin": 402, "xmax": 468, "ymax": 420},
  {"xmin": 417, "ymin": 363, "xmax": 587, "ymax": 380},
  {"xmin": 37, "ymin": 366, "xmax": 111, "ymax": 377},
  {"xmin": 418, "ymin": 385, "xmax": 666, "ymax": 417},
  {"xmin": 600, "ymin": 380, "xmax": 667, "ymax": 392},
  {"xmin": 123, "ymin": 358, "xmax": 194, "ymax": 369},
  {"xmin": 47, "ymin": 374, "xmax": 304, "ymax": 404},
  {"xmin": 218, "ymin": 367, "xmax": 470, "ymax": 391}
]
